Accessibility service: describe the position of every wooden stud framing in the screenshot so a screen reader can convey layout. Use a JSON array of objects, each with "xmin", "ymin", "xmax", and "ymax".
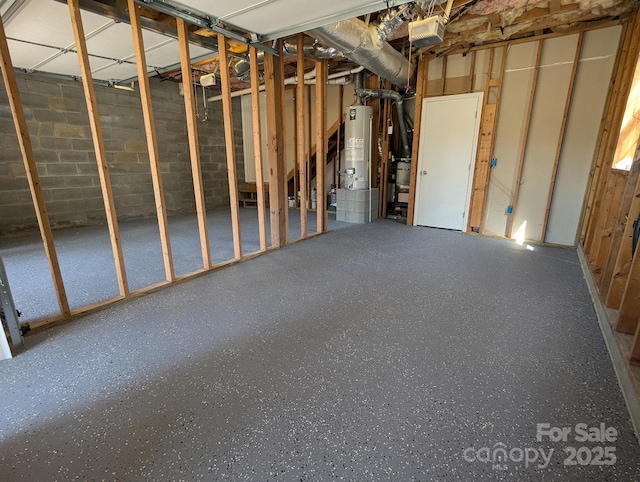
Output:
[
  {"xmin": 587, "ymin": 170, "xmax": 616, "ymax": 260},
  {"xmin": 479, "ymin": 47, "xmax": 507, "ymax": 232},
  {"xmin": 592, "ymin": 170, "xmax": 629, "ymax": 270},
  {"xmin": 466, "ymin": 48, "xmax": 495, "ymax": 229},
  {"xmin": 618, "ymin": 229, "xmax": 640, "ymax": 334},
  {"xmin": 379, "ymin": 96, "xmax": 391, "ymax": 218},
  {"xmin": 584, "ymin": 13, "xmax": 640, "ymax": 253},
  {"xmin": 128, "ymin": 0, "xmax": 174, "ymax": 282},
  {"xmin": 0, "ymin": 16, "xmax": 70, "ymax": 316},
  {"xmin": 177, "ymin": 19, "xmax": 211, "ymax": 268},
  {"xmin": 296, "ymin": 34, "xmax": 308, "ymax": 238},
  {"xmin": 540, "ymin": 33, "xmax": 584, "ymax": 242},
  {"xmin": 484, "ymin": 48, "xmax": 496, "ymax": 95},
  {"xmin": 440, "ymin": 55, "xmax": 447, "ymax": 96},
  {"xmin": 68, "ymin": 0, "xmax": 129, "ymax": 296},
  {"xmin": 315, "ymin": 59, "xmax": 328, "ymax": 233},
  {"xmin": 337, "ymin": 84, "xmax": 344, "ymax": 188},
  {"xmin": 602, "ymin": 153, "xmax": 640, "ymax": 301},
  {"xmin": 468, "ymin": 50, "xmax": 476, "ymax": 93},
  {"xmin": 630, "ymin": 323, "xmax": 640, "ymax": 363},
  {"xmin": 579, "ymin": 22, "xmax": 627, "ymax": 246},
  {"xmin": 306, "ymin": 85, "xmax": 313, "ymax": 210},
  {"xmin": 581, "ymin": 61, "xmax": 624, "ymax": 247},
  {"xmin": 293, "ymin": 91, "xmax": 299, "ymax": 210},
  {"xmin": 249, "ymin": 46, "xmax": 268, "ymax": 251},
  {"xmin": 218, "ymin": 33, "xmax": 243, "ymax": 260},
  {"xmin": 407, "ymin": 55, "xmax": 428, "ymax": 225},
  {"xmin": 606, "ymin": 144, "xmax": 640, "ymax": 308},
  {"xmin": 468, "ymin": 46, "xmax": 507, "ymax": 231},
  {"xmin": 507, "ymin": 40, "xmax": 543, "ymax": 239},
  {"xmin": 264, "ymin": 41, "xmax": 288, "ymax": 246}
]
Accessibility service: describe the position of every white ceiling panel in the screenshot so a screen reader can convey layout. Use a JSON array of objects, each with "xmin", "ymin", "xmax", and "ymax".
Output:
[
  {"xmin": 3, "ymin": 0, "xmax": 397, "ymax": 82},
  {"xmin": 84, "ymin": 22, "xmax": 136, "ymax": 60},
  {"xmin": 142, "ymin": 39, "xmax": 211, "ymax": 67},
  {"xmin": 187, "ymin": 44, "xmax": 213, "ymax": 59},
  {"xmin": 178, "ymin": 0, "xmax": 410, "ymax": 39},
  {"xmin": 28, "ymin": 53, "xmax": 84, "ymax": 77},
  {"xmin": 3, "ymin": 0, "xmax": 217, "ymax": 83},
  {"xmin": 90, "ymin": 62, "xmax": 145, "ymax": 82},
  {"xmin": 27, "ymin": 50, "xmax": 113, "ymax": 77},
  {"xmin": 5, "ymin": 0, "xmax": 111, "ymax": 48},
  {"xmin": 6, "ymin": 38, "xmax": 55, "ymax": 70}
]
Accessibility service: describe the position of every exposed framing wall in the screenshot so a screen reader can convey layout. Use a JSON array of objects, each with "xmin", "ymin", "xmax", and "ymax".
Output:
[
  {"xmin": 0, "ymin": 3, "xmax": 329, "ymax": 334},
  {"xmin": 579, "ymin": 9, "xmax": 640, "ymax": 369},
  {"xmin": 407, "ymin": 21, "xmax": 623, "ymax": 247}
]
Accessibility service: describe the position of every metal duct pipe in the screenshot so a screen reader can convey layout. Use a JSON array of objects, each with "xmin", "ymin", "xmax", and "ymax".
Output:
[
  {"xmin": 357, "ymin": 86, "xmax": 411, "ymax": 158},
  {"xmin": 228, "ymin": 40, "xmax": 339, "ymax": 83},
  {"xmin": 375, "ymin": 4, "xmax": 414, "ymax": 42},
  {"xmin": 309, "ymin": 12, "xmax": 414, "ymax": 88},
  {"xmin": 230, "ymin": 57, "xmax": 252, "ymax": 82},
  {"xmin": 207, "ymin": 66, "xmax": 364, "ymax": 102},
  {"xmin": 282, "ymin": 40, "xmax": 342, "ymax": 59},
  {"xmin": 230, "ymin": 50, "xmax": 265, "ymax": 82}
]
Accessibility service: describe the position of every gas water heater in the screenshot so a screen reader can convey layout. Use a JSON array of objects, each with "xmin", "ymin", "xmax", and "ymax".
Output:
[{"xmin": 344, "ymin": 105, "xmax": 373, "ymax": 190}]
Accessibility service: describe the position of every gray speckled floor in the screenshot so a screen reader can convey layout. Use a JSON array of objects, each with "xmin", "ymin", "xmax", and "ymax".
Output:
[
  {"xmin": 0, "ymin": 207, "xmax": 334, "ymax": 322},
  {"xmin": 1, "ymin": 221, "xmax": 639, "ymax": 481}
]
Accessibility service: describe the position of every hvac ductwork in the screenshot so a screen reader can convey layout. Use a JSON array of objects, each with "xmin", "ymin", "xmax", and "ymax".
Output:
[
  {"xmin": 230, "ymin": 53, "xmax": 262, "ymax": 83},
  {"xmin": 228, "ymin": 40, "xmax": 340, "ymax": 82},
  {"xmin": 309, "ymin": 6, "xmax": 415, "ymax": 88},
  {"xmin": 282, "ymin": 40, "xmax": 342, "ymax": 59},
  {"xmin": 358, "ymin": 88, "xmax": 411, "ymax": 158}
]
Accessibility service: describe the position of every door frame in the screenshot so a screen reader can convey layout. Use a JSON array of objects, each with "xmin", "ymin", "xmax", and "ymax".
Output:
[{"xmin": 413, "ymin": 92, "xmax": 483, "ymax": 232}]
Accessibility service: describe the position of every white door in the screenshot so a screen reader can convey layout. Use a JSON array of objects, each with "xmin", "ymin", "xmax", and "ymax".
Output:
[{"xmin": 414, "ymin": 93, "xmax": 483, "ymax": 231}]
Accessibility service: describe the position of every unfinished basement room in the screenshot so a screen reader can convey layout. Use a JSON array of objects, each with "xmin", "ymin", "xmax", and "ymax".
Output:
[{"xmin": 2, "ymin": 0, "xmax": 640, "ymax": 479}]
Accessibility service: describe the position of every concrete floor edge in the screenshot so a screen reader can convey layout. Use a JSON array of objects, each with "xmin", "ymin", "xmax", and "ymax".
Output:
[{"xmin": 577, "ymin": 245, "xmax": 640, "ymax": 444}]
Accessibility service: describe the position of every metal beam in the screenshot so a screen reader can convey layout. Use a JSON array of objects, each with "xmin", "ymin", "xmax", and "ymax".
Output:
[
  {"xmin": 133, "ymin": 0, "xmax": 278, "ymax": 55},
  {"xmin": 54, "ymin": 0, "xmax": 219, "ymax": 52}
]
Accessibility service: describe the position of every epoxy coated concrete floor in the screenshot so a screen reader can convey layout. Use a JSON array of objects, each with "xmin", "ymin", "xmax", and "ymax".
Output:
[
  {"xmin": 0, "ymin": 207, "xmax": 338, "ymax": 322},
  {"xmin": 1, "ymin": 221, "xmax": 640, "ymax": 480}
]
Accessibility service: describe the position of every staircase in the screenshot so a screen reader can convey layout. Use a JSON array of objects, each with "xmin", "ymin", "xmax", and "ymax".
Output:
[{"xmin": 287, "ymin": 115, "xmax": 345, "ymax": 200}]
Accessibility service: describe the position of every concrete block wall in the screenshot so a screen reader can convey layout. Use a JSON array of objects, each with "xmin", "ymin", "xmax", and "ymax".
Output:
[{"xmin": 0, "ymin": 74, "xmax": 244, "ymax": 234}]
